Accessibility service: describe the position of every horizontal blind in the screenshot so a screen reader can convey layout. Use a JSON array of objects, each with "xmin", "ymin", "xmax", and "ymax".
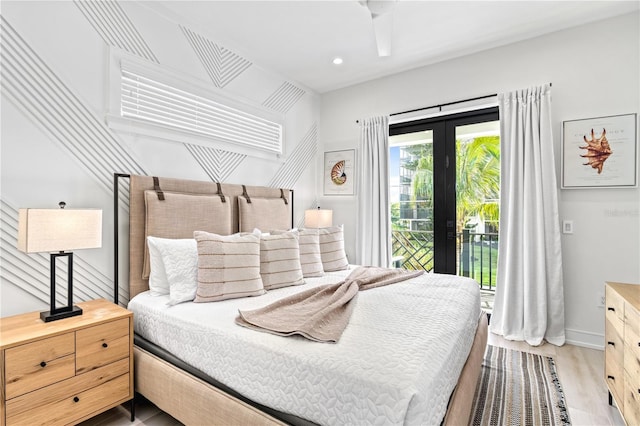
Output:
[{"xmin": 121, "ymin": 69, "xmax": 282, "ymax": 154}]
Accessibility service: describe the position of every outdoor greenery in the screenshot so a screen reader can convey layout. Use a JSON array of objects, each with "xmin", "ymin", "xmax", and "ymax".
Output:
[{"xmin": 391, "ymin": 135, "xmax": 500, "ymax": 286}]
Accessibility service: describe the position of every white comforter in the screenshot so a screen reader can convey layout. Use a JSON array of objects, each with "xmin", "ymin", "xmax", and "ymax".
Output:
[{"xmin": 128, "ymin": 268, "xmax": 480, "ymax": 425}]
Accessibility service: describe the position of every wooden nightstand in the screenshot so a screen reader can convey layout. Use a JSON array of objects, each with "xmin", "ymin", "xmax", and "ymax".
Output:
[{"xmin": 0, "ymin": 299, "xmax": 133, "ymax": 426}]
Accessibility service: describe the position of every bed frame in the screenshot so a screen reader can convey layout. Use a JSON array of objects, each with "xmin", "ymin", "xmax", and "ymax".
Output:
[{"xmin": 114, "ymin": 173, "xmax": 488, "ymax": 425}]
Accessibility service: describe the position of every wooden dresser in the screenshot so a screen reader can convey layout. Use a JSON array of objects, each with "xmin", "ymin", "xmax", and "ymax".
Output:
[
  {"xmin": 0, "ymin": 299, "xmax": 133, "ymax": 426},
  {"xmin": 605, "ymin": 282, "xmax": 640, "ymax": 426}
]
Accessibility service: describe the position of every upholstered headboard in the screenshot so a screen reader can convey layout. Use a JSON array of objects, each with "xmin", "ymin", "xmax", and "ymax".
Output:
[{"xmin": 126, "ymin": 174, "xmax": 293, "ymax": 300}]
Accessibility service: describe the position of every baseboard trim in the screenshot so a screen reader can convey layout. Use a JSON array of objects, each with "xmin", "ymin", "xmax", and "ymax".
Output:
[{"xmin": 565, "ymin": 328, "xmax": 604, "ymax": 350}]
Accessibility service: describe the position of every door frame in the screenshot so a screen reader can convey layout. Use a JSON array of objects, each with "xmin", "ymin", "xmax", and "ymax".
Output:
[{"xmin": 389, "ymin": 107, "xmax": 499, "ymax": 274}]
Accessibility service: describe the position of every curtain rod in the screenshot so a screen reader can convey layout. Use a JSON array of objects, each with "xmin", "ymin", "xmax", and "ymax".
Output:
[{"xmin": 354, "ymin": 83, "xmax": 554, "ymax": 122}]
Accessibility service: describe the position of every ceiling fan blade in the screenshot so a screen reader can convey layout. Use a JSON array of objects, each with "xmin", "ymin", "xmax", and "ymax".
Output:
[
  {"xmin": 372, "ymin": 11, "xmax": 393, "ymax": 57},
  {"xmin": 360, "ymin": 0, "xmax": 396, "ymax": 57}
]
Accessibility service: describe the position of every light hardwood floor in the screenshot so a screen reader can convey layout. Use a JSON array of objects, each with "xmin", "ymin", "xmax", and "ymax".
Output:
[{"xmin": 81, "ymin": 333, "xmax": 625, "ymax": 426}]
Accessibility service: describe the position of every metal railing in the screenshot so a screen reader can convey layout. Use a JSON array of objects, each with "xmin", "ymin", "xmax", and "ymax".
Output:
[
  {"xmin": 391, "ymin": 229, "xmax": 498, "ymax": 291},
  {"xmin": 458, "ymin": 229, "xmax": 498, "ymax": 291}
]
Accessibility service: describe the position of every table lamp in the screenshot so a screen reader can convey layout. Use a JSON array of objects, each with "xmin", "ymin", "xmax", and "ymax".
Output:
[
  {"xmin": 17, "ymin": 202, "xmax": 102, "ymax": 322},
  {"xmin": 304, "ymin": 207, "xmax": 333, "ymax": 228}
]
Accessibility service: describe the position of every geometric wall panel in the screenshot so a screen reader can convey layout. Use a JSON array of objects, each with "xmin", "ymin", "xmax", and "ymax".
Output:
[
  {"xmin": 0, "ymin": 199, "xmax": 117, "ymax": 307},
  {"xmin": 269, "ymin": 123, "xmax": 318, "ymax": 189},
  {"xmin": 263, "ymin": 81, "xmax": 306, "ymax": 114},
  {"xmin": 185, "ymin": 144, "xmax": 247, "ymax": 183},
  {"xmin": 180, "ymin": 25, "xmax": 252, "ymax": 88},
  {"xmin": 74, "ymin": 0, "xmax": 159, "ymax": 63},
  {"xmin": 0, "ymin": 16, "xmax": 146, "ymax": 204}
]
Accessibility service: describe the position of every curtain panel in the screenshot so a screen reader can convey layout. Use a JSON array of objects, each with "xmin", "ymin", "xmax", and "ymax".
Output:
[
  {"xmin": 490, "ymin": 85, "xmax": 566, "ymax": 346},
  {"xmin": 356, "ymin": 116, "xmax": 391, "ymax": 267}
]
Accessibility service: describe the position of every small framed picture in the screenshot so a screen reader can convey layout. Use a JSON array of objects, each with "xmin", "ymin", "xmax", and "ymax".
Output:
[
  {"xmin": 562, "ymin": 113, "xmax": 637, "ymax": 188},
  {"xmin": 324, "ymin": 149, "xmax": 355, "ymax": 195}
]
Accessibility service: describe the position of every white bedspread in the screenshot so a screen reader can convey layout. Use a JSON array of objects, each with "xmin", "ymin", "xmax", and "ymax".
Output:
[{"xmin": 128, "ymin": 268, "xmax": 480, "ymax": 425}]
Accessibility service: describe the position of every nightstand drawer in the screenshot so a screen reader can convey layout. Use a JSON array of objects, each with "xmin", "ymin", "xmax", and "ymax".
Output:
[
  {"xmin": 76, "ymin": 317, "xmax": 130, "ymax": 374},
  {"xmin": 6, "ymin": 365, "xmax": 130, "ymax": 426},
  {"xmin": 4, "ymin": 332, "xmax": 75, "ymax": 399}
]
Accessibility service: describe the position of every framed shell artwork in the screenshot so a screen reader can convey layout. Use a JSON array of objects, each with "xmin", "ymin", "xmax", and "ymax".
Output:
[
  {"xmin": 562, "ymin": 113, "xmax": 637, "ymax": 188},
  {"xmin": 324, "ymin": 149, "xmax": 355, "ymax": 195}
]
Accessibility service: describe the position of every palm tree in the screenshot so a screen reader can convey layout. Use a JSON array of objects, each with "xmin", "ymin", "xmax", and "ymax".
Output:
[
  {"xmin": 455, "ymin": 135, "xmax": 500, "ymax": 232},
  {"xmin": 410, "ymin": 135, "xmax": 500, "ymax": 233}
]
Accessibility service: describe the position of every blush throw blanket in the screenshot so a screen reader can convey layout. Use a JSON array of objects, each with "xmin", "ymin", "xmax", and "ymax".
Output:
[{"xmin": 236, "ymin": 266, "xmax": 424, "ymax": 342}]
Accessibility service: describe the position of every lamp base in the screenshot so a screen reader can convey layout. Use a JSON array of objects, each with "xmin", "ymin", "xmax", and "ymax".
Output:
[{"xmin": 40, "ymin": 305, "xmax": 83, "ymax": 322}]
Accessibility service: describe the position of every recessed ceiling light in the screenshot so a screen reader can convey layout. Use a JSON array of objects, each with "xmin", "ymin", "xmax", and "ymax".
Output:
[{"xmin": 332, "ymin": 57, "xmax": 343, "ymax": 65}]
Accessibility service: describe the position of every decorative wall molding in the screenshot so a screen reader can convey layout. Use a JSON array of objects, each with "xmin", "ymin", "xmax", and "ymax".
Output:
[
  {"xmin": 180, "ymin": 25, "xmax": 252, "ymax": 88},
  {"xmin": 185, "ymin": 144, "xmax": 247, "ymax": 182},
  {"xmin": 269, "ymin": 123, "xmax": 318, "ymax": 189},
  {"xmin": 0, "ymin": 200, "xmax": 116, "ymax": 307},
  {"xmin": 0, "ymin": 16, "xmax": 145, "ymax": 205},
  {"xmin": 74, "ymin": 0, "xmax": 159, "ymax": 63},
  {"xmin": 263, "ymin": 81, "xmax": 306, "ymax": 113}
]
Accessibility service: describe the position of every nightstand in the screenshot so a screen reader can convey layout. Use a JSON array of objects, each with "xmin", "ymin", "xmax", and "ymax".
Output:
[{"xmin": 0, "ymin": 299, "xmax": 134, "ymax": 426}]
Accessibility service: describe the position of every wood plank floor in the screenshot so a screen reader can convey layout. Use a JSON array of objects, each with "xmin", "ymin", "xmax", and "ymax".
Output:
[{"xmin": 81, "ymin": 334, "xmax": 625, "ymax": 426}]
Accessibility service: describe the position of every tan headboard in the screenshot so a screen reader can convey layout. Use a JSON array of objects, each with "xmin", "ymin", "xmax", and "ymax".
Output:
[{"xmin": 128, "ymin": 175, "xmax": 292, "ymax": 300}]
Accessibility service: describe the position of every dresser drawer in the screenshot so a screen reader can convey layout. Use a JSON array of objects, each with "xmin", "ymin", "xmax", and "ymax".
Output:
[
  {"xmin": 624, "ymin": 309, "xmax": 640, "ymax": 380},
  {"xmin": 624, "ymin": 370, "xmax": 640, "ymax": 426},
  {"xmin": 5, "ymin": 358, "xmax": 130, "ymax": 426},
  {"xmin": 606, "ymin": 286, "xmax": 625, "ymax": 337},
  {"xmin": 606, "ymin": 318, "xmax": 625, "ymax": 407},
  {"xmin": 76, "ymin": 318, "xmax": 130, "ymax": 374},
  {"xmin": 4, "ymin": 333, "xmax": 75, "ymax": 399}
]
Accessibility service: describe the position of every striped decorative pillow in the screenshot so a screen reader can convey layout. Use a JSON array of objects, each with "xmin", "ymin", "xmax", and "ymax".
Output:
[
  {"xmin": 318, "ymin": 225, "xmax": 349, "ymax": 271},
  {"xmin": 272, "ymin": 229, "xmax": 324, "ymax": 278},
  {"xmin": 193, "ymin": 231, "xmax": 265, "ymax": 302},
  {"xmin": 259, "ymin": 232, "xmax": 305, "ymax": 290}
]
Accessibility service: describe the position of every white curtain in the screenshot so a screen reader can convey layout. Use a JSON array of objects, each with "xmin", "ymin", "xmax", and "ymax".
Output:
[
  {"xmin": 490, "ymin": 85, "xmax": 565, "ymax": 346},
  {"xmin": 356, "ymin": 116, "xmax": 391, "ymax": 267}
]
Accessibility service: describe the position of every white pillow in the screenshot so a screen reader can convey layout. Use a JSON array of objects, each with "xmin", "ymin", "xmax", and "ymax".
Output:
[
  {"xmin": 147, "ymin": 236, "xmax": 169, "ymax": 296},
  {"xmin": 146, "ymin": 236, "xmax": 198, "ymax": 305}
]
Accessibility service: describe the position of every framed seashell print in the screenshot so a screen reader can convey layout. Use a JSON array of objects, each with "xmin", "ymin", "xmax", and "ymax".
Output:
[
  {"xmin": 562, "ymin": 113, "xmax": 637, "ymax": 188},
  {"xmin": 324, "ymin": 149, "xmax": 355, "ymax": 195}
]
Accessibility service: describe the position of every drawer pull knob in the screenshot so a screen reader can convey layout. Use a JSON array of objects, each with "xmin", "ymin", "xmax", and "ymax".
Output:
[
  {"xmin": 607, "ymin": 341, "xmax": 615, "ymax": 347},
  {"xmin": 73, "ymin": 396, "xmax": 79, "ymax": 403},
  {"xmin": 102, "ymin": 342, "xmax": 108, "ymax": 348},
  {"xmin": 608, "ymin": 375, "xmax": 615, "ymax": 380},
  {"xmin": 607, "ymin": 307, "xmax": 615, "ymax": 312},
  {"xmin": 40, "ymin": 361, "xmax": 47, "ymax": 368}
]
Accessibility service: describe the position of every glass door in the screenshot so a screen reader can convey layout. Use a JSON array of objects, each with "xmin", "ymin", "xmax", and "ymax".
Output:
[{"xmin": 389, "ymin": 107, "xmax": 499, "ymax": 277}]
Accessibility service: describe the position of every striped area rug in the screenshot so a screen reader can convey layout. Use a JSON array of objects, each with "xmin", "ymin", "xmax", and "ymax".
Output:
[{"xmin": 470, "ymin": 345, "xmax": 571, "ymax": 425}]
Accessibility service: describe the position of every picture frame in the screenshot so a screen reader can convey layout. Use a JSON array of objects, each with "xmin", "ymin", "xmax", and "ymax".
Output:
[
  {"xmin": 561, "ymin": 113, "xmax": 637, "ymax": 189},
  {"xmin": 324, "ymin": 149, "xmax": 355, "ymax": 195}
]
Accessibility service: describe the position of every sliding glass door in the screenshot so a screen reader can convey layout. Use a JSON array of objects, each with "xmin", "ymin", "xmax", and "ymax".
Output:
[{"xmin": 389, "ymin": 107, "xmax": 500, "ymax": 282}]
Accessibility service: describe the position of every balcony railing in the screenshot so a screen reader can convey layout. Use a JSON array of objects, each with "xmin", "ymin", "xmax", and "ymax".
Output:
[{"xmin": 391, "ymin": 229, "xmax": 498, "ymax": 291}]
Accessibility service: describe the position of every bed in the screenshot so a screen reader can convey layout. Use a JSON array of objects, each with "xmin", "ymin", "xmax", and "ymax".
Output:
[{"xmin": 117, "ymin": 174, "xmax": 488, "ymax": 426}]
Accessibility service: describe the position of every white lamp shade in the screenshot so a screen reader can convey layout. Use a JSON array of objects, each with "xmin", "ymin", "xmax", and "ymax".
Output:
[
  {"xmin": 17, "ymin": 208, "xmax": 103, "ymax": 253},
  {"xmin": 304, "ymin": 209, "xmax": 333, "ymax": 228}
]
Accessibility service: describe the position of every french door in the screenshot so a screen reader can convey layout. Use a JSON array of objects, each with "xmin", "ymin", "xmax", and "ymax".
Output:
[{"xmin": 389, "ymin": 107, "xmax": 499, "ymax": 275}]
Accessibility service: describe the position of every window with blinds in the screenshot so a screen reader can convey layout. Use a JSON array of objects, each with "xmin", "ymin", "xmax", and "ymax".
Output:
[{"xmin": 120, "ymin": 68, "xmax": 282, "ymax": 154}]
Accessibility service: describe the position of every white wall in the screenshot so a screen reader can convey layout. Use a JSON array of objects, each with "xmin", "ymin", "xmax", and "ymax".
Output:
[
  {"xmin": 0, "ymin": 1, "xmax": 320, "ymax": 316},
  {"xmin": 319, "ymin": 12, "xmax": 640, "ymax": 349}
]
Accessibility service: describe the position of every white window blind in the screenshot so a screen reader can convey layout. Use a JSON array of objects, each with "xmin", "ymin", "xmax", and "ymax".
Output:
[{"xmin": 121, "ymin": 68, "xmax": 282, "ymax": 154}]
